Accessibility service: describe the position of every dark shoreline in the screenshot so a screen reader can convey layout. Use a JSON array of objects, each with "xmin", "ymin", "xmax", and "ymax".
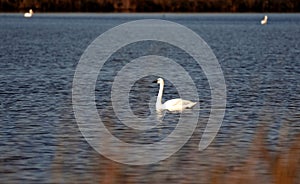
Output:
[{"xmin": 1, "ymin": 0, "xmax": 299, "ymax": 13}]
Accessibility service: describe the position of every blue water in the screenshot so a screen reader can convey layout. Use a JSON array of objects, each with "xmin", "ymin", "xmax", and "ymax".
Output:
[{"xmin": 0, "ymin": 13, "xmax": 299, "ymax": 183}]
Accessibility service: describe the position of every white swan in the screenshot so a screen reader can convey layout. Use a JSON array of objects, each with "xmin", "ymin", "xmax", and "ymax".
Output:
[
  {"xmin": 24, "ymin": 9, "xmax": 33, "ymax": 18},
  {"xmin": 154, "ymin": 78, "xmax": 197, "ymax": 112},
  {"xmin": 261, "ymin": 15, "xmax": 268, "ymax": 25}
]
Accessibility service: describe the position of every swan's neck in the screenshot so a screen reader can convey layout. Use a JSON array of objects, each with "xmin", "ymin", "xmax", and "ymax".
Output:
[{"xmin": 156, "ymin": 82, "xmax": 164, "ymax": 109}]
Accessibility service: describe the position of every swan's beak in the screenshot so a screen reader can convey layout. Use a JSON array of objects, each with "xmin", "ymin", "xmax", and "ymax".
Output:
[{"xmin": 152, "ymin": 80, "xmax": 157, "ymax": 83}]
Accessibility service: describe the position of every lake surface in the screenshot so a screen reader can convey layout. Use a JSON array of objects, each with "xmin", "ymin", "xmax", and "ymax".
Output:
[{"xmin": 0, "ymin": 13, "xmax": 300, "ymax": 183}]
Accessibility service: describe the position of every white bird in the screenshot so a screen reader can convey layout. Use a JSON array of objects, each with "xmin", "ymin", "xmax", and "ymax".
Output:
[
  {"xmin": 154, "ymin": 78, "xmax": 197, "ymax": 112},
  {"xmin": 24, "ymin": 9, "xmax": 33, "ymax": 18},
  {"xmin": 261, "ymin": 15, "xmax": 268, "ymax": 25}
]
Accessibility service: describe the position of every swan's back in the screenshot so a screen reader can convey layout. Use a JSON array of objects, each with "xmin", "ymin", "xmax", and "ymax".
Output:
[{"xmin": 163, "ymin": 98, "xmax": 197, "ymax": 111}]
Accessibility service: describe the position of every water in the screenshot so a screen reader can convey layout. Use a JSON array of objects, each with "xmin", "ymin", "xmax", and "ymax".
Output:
[{"xmin": 0, "ymin": 13, "xmax": 300, "ymax": 183}]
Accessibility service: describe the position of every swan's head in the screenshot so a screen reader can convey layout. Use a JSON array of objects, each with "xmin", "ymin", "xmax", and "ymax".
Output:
[
  {"xmin": 29, "ymin": 9, "xmax": 33, "ymax": 14},
  {"xmin": 264, "ymin": 15, "xmax": 268, "ymax": 20},
  {"xmin": 156, "ymin": 78, "xmax": 164, "ymax": 85}
]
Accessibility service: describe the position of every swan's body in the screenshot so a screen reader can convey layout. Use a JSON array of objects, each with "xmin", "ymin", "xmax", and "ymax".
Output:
[
  {"xmin": 155, "ymin": 78, "xmax": 197, "ymax": 111},
  {"xmin": 24, "ymin": 9, "xmax": 33, "ymax": 18},
  {"xmin": 261, "ymin": 15, "xmax": 268, "ymax": 25}
]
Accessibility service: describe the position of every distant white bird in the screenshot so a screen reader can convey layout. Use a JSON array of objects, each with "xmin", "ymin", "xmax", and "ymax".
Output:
[
  {"xmin": 261, "ymin": 15, "xmax": 268, "ymax": 25},
  {"xmin": 154, "ymin": 78, "xmax": 197, "ymax": 112},
  {"xmin": 24, "ymin": 9, "xmax": 33, "ymax": 18}
]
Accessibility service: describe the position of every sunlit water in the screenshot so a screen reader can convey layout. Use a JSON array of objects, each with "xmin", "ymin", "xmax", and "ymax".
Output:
[{"xmin": 0, "ymin": 13, "xmax": 299, "ymax": 183}]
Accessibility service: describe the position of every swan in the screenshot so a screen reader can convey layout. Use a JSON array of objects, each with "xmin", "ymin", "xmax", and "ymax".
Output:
[
  {"xmin": 261, "ymin": 15, "xmax": 268, "ymax": 25},
  {"xmin": 154, "ymin": 78, "xmax": 197, "ymax": 112},
  {"xmin": 24, "ymin": 9, "xmax": 33, "ymax": 18}
]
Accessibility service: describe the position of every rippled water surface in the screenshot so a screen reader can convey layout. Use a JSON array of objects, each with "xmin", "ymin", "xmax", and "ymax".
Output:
[{"xmin": 0, "ymin": 13, "xmax": 300, "ymax": 183}]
